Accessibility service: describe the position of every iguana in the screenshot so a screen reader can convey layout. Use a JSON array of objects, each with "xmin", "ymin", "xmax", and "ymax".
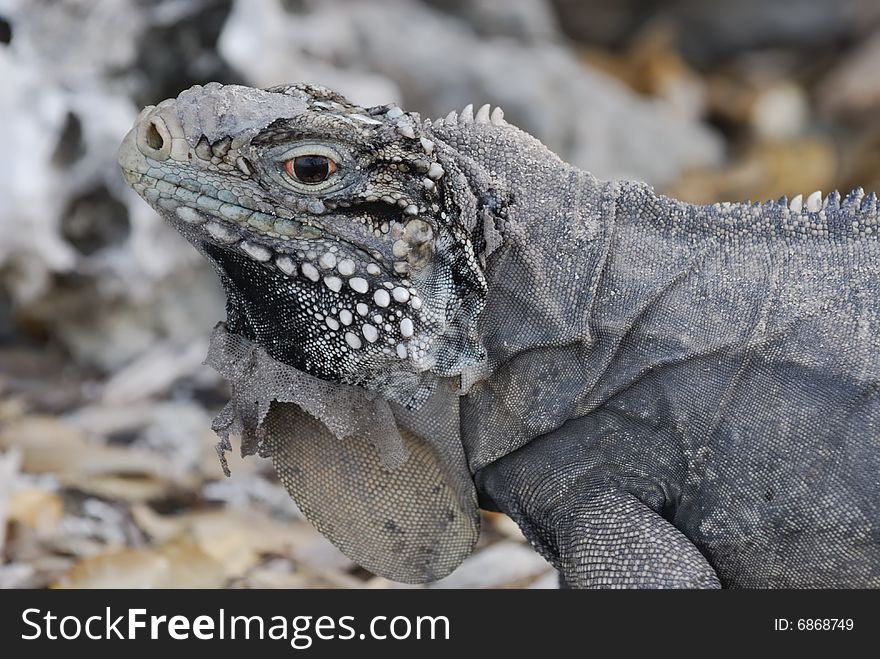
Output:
[{"xmin": 118, "ymin": 82, "xmax": 880, "ymax": 588}]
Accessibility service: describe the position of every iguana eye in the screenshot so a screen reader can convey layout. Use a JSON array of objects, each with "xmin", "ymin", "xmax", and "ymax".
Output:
[
  {"xmin": 274, "ymin": 144, "xmax": 345, "ymax": 193},
  {"xmin": 285, "ymin": 155, "xmax": 338, "ymax": 183}
]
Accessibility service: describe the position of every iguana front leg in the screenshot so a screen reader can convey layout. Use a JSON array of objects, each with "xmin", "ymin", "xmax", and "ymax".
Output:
[{"xmin": 475, "ymin": 438, "xmax": 721, "ymax": 589}]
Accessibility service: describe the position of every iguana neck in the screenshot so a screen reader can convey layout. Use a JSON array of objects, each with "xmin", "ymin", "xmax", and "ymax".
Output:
[{"xmin": 426, "ymin": 114, "xmax": 617, "ymax": 371}]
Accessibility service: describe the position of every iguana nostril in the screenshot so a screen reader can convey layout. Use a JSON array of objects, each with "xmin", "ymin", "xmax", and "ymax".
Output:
[
  {"xmin": 145, "ymin": 121, "xmax": 164, "ymax": 150},
  {"xmin": 135, "ymin": 116, "xmax": 172, "ymax": 159}
]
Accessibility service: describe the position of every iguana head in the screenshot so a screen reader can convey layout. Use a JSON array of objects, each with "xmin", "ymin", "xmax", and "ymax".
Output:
[{"xmin": 118, "ymin": 82, "xmax": 489, "ymax": 406}]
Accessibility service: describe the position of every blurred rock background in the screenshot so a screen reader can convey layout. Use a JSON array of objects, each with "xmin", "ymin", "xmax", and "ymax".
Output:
[{"xmin": 1, "ymin": 0, "xmax": 878, "ymax": 588}]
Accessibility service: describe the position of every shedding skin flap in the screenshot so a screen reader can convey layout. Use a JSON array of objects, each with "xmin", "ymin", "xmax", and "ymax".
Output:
[{"xmin": 206, "ymin": 323, "xmax": 478, "ymax": 583}]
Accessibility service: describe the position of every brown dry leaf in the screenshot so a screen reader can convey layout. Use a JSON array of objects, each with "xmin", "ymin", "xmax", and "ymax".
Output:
[
  {"xmin": 0, "ymin": 416, "xmax": 191, "ymax": 501},
  {"xmin": 131, "ymin": 504, "xmax": 312, "ymax": 577},
  {"xmin": 665, "ymin": 139, "xmax": 838, "ymax": 205},
  {"xmin": 0, "ymin": 397, "xmax": 27, "ymax": 423},
  {"xmin": 9, "ymin": 488, "xmax": 64, "ymax": 535},
  {"xmin": 57, "ymin": 549, "xmax": 170, "ymax": 588},
  {"xmin": 63, "ymin": 474, "xmax": 174, "ymax": 501},
  {"xmin": 232, "ymin": 567, "xmax": 360, "ymax": 589},
  {"xmin": 0, "ymin": 417, "xmax": 84, "ymax": 473},
  {"xmin": 55, "ymin": 539, "xmax": 226, "ymax": 589},
  {"xmin": 159, "ymin": 540, "xmax": 228, "ymax": 588}
]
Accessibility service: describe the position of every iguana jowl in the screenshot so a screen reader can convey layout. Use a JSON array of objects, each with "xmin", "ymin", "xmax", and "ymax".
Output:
[{"xmin": 118, "ymin": 82, "xmax": 880, "ymax": 588}]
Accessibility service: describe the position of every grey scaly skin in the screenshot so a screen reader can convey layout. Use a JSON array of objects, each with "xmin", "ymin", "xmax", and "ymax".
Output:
[{"xmin": 119, "ymin": 82, "xmax": 880, "ymax": 588}]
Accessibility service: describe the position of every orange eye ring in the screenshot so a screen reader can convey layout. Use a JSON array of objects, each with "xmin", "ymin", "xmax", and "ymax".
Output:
[{"xmin": 284, "ymin": 154, "xmax": 338, "ymax": 184}]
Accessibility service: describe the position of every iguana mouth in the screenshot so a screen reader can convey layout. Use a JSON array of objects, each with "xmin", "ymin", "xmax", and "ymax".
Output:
[{"xmin": 120, "ymin": 167, "xmax": 403, "ymax": 281}]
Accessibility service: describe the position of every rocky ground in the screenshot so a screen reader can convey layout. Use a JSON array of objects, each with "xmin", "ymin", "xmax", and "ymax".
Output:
[{"xmin": 1, "ymin": 0, "xmax": 879, "ymax": 588}]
